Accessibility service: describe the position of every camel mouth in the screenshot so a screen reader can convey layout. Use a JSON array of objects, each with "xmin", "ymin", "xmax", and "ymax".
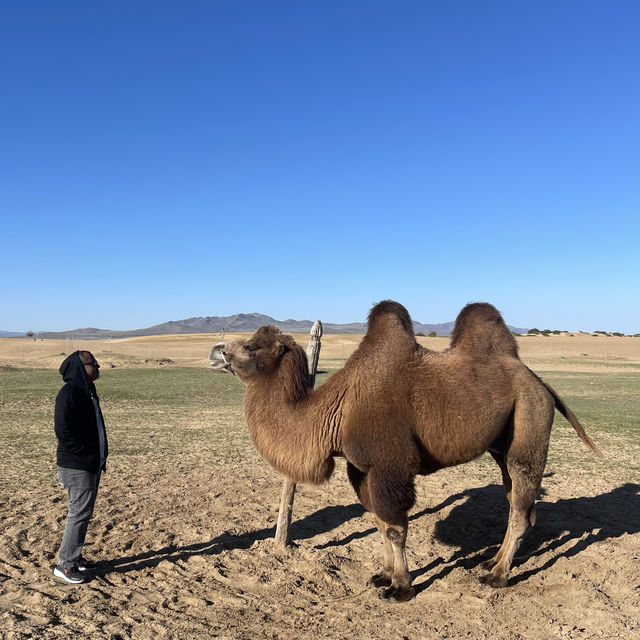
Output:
[{"xmin": 208, "ymin": 342, "xmax": 236, "ymax": 374}]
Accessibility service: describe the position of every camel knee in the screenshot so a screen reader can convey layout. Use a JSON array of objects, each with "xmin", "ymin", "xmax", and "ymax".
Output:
[{"xmin": 385, "ymin": 526, "xmax": 406, "ymax": 545}]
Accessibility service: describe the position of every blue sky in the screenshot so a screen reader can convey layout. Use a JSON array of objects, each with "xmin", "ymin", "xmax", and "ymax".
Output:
[{"xmin": 1, "ymin": 1, "xmax": 638, "ymax": 334}]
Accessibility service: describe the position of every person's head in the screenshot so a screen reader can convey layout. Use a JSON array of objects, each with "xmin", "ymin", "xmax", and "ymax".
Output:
[{"xmin": 79, "ymin": 351, "xmax": 100, "ymax": 382}]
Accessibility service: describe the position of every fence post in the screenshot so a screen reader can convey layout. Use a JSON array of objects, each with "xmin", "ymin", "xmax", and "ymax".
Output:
[{"xmin": 274, "ymin": 320, "xmax": 323, "ymax": 547}]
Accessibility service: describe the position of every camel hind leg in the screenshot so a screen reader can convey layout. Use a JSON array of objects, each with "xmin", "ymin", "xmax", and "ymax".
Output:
[
  {"xmin": 481, "ymin": 451, "xmax": 513, "ymax": 573},
  {"xmin": 480, "ymin": 466, "xmax": 539, "ymax": 587},
  {"xmin": 481, "ymin": 393, "xmax": 552, "ymax": 587}
]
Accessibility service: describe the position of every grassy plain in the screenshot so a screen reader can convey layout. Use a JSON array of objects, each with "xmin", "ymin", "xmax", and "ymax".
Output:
[
  {"xmin": 0, "ymin": 328, "xmax": 638, "ymax": 490},
  {"xmin": 1, "ymin": 330, "xmax": 636, "ymax": 484},
  {"xmin": 0, "ymin": 362, "xmax": 637, "ymax": 496}
]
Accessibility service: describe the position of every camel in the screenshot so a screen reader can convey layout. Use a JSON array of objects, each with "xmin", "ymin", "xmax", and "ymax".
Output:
[{"xmin": 209, "ymin": 301, "xmax": 600, "ymax": 602}]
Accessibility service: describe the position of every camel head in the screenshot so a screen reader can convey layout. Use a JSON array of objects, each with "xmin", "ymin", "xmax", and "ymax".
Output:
[{"xmin": 209, "ymin": 325, "xmax": 307, "ymax": 387}]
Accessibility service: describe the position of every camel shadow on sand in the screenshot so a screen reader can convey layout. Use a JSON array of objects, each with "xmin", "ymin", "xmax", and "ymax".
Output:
[
  {"xmin": 409, "ymin": 480, "xmax": 639, "ymax": 593},
  {"xmin": 100, "ymin": 503, "xmax": 366, "ymax": 576},
  {"xmin": 316, "ymin": 479, "xmax": 639, "ymax": 594},
  {"xmin": 100, "ymin": 481, "xmax": 638, "ymax": 593}
]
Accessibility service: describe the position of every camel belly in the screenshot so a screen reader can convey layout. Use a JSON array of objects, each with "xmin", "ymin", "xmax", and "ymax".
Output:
[{"xmin": 413, "ymin": 401, "xmax": 514, "ymax": 471}]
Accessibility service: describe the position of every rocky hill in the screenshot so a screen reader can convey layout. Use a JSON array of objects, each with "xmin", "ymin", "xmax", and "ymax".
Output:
[{"xmin": 28, "ymin": 313, "xmax": 527, "ymax": 339}]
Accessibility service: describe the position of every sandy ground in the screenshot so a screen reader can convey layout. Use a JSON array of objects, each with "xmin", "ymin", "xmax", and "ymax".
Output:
[
  {"xmin": 1, "ymin": 456, "xmax": 638, "ymax": 639},
  {"xmin": 0, "ymin": 334, "xmax": 638, "ymax": 639}
]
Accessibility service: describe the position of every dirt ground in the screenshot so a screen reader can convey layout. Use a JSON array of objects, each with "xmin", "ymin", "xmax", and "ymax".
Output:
[
  {"xmin": 1, "ymin": 459, "xmax": 638, "ymax": 640},
  {"xmin": 0, "ymin": 334, "xmax": 638, "ymax": 639}
]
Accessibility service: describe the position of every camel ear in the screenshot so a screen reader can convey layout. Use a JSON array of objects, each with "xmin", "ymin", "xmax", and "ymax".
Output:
[{"xmin": 276, "ymin": 342, "xmax": 289, "ymax": 358}]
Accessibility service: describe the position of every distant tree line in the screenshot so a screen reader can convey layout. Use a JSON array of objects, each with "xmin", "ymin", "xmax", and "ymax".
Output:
[{"xmin": 527, "ymin": 328, "xmax": 636, "ymax": 337}]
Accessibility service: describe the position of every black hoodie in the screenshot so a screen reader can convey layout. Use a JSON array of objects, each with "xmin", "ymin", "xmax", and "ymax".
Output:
[{"xmin": 54, "ymin": 351, "xmax": 108, "ymax": 473}]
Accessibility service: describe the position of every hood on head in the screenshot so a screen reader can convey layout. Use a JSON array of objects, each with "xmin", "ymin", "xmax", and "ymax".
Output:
[{"xmin": 59, "ymin": 350, "xmax": 90, "ymax": 392}]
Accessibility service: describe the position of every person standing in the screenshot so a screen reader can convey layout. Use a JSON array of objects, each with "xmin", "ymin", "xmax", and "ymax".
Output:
[{"xmin": 53, "ymin": 350, "xmax": 108, "ymax": 584}]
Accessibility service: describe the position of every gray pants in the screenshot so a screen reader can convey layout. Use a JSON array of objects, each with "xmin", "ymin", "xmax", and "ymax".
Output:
[{"xmin": 57, "ymin": 467, "xmax": 101, "ymax": 569}]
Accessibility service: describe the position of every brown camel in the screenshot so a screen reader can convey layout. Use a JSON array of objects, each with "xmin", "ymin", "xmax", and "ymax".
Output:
[{"xmin": 209, "ymin": 301, "xmax": 600, "ymax": 603}]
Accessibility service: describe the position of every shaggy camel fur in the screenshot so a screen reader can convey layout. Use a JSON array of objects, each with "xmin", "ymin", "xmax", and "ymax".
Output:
[{"xmin": 210, "ymin": 301, "xmax": 600, "ymax": 603}]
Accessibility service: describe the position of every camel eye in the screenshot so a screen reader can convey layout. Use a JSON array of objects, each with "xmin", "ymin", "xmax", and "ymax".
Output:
[{"xmin": 244, "ymin": 344, "xmax": 258, "ymax": 355}]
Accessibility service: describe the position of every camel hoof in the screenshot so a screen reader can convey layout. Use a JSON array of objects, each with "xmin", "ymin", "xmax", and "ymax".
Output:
[
  {"xmin": 379, "ymin": 586, "xmax": 416, "ymax": 603},
  {"xmin": 367, "ymin": 573, "xmax": 392, "ymax": 589},
  {"xmin": 480, "ymin": 559, "xmax": 497, "ymax": 571},
  {"xmin": 479, "ymin": 572, "xmax": 508, "ymax": 588}
]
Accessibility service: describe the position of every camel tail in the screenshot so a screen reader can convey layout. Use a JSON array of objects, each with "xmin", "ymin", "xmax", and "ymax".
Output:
[{"xmin": 542, "ymin": 380, "xmax": 603, "ymax": 458}]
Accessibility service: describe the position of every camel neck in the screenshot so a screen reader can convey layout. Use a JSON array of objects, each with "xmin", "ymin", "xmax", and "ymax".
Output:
[{"xmin": 243, "ymin": 378, "xmax": 340, "ymax": 484}]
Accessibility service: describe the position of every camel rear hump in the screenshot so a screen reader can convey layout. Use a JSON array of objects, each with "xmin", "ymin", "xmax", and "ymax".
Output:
[{"xmin": 449, "ymin": 303, "xmax": 518, "ymax": 358}]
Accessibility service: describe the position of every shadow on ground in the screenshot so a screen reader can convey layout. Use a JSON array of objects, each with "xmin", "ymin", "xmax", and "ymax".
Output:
[
  {"xmin": 410, "ymin": 481, "xmax": 640, "ymax": 593},
  {"xmin": 102, "ymin": 503, "xmax": 366, "ymax": 575},
  {"xmin": 101, "ymin": 482, "xmax": 639, "ymax": 595}
]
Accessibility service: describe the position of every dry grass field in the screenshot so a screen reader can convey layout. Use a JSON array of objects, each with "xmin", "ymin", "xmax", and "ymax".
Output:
[
  {"xmin": 0, "ymin": 332, "xmax": 638, "ymax": 639},
  {"xmin": 1, "ymin": 331, "xmax": 638, "ymax": 371}
]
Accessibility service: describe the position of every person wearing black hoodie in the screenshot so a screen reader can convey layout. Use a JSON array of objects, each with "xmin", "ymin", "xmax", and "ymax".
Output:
[{"xmin": 53, "ymin": 350, "xmax": 108, "ymax": 584}]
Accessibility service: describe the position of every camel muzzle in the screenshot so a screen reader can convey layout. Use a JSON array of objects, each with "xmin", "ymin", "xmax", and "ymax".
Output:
[{"xmin": 208, "ymin": 342, "xmax": 235, "ymax": 374}]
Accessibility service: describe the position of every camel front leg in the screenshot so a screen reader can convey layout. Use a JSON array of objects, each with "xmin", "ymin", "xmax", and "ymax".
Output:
[
  {"xmin": 350, "ymin": 462, "xmax": 417, "ymax": 601},
  {"xmin": 372, "ymin": 517, "xmax": 415, "ymax": 603},
  {"xmin": 367, "ymin": 516, "xmax": 394, "ymax": 588}
]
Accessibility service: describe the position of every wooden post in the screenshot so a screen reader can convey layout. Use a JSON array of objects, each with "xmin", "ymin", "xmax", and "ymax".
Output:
[{"xmin": 274, "ymin": 319, "xmax": 323, "ymax": 547}]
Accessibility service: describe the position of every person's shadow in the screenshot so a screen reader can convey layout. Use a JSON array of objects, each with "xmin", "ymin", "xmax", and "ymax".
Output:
[{"xmin": 97, "ymin": 481, "xmax": 639, "ymax": 593}]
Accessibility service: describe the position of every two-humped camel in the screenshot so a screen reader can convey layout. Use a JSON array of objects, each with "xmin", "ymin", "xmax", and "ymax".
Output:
[{"xmin": 210, "ymin": 300, "xmax": 600, "ymax": 602}]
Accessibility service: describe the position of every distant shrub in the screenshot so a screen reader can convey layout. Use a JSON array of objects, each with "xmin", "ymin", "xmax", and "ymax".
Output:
[
  {"xmin": 144, "ymin": 358, "xmax": 174, "ymax": 366},
  {"xmin": 528, "ymin": 328, "xmax": 540, "ymax": 335},
  {"xmin": 428, "ymin": 331, "xmax": 437, "ymax": 337},
  {"xmin": 416, "ymin": 332, "xmax": 425, "ymax": 337}
]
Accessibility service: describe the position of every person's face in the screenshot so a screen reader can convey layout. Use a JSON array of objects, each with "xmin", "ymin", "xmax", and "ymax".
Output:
[{"xmin": 81, "ymin": 352, "xmax": 100, "ymax": 382}]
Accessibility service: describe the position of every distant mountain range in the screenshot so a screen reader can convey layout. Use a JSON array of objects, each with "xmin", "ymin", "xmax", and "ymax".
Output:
[
  {"xmin": 0, "ymin": 330, "xmax": 23, "ymax": 338},
  {"xmin": 5, "ymin": 313, "xmax": 529, "ymax": 339}
]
